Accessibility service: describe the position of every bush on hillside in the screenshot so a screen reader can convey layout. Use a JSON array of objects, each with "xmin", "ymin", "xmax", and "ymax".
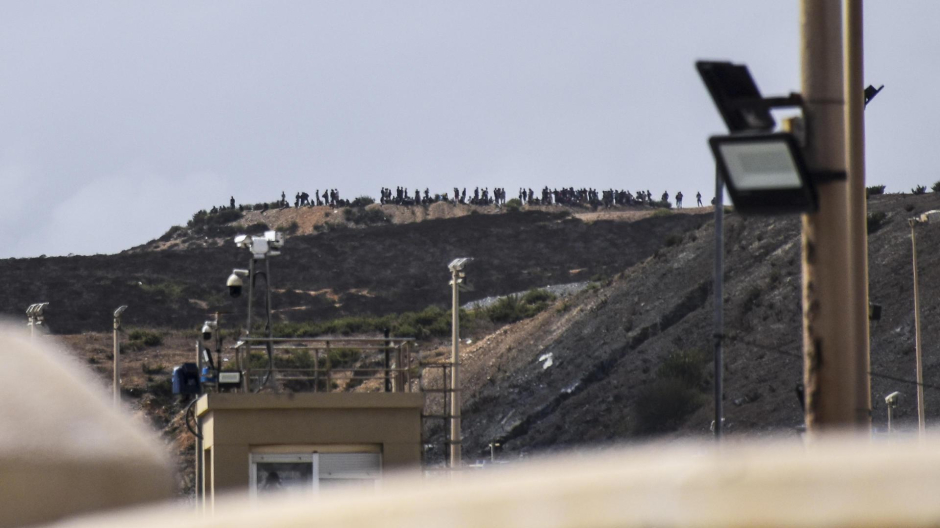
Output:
[
  {"xmin": 634, "ymin": 350, "xmax": 707, "ymax": 433},
  {"xmin": 505, "ymin": 198, "xmax": 523, "ymax": 212},
  {"xmin": 866, "ymin": 185, "xmax": 886, "ymax": 198},
  {"xmin": 128, "ymin": 329, "xmax": 162, "ymax": 347},
  {"xmin": 913, "ymin": 185, "xmax": 927, "ymax": 195},
  {"xmin": 350, "ymin": 196, "xmax": 375, "ymax": 208},
  {"xmin": 484, "ymin": 289, "xmax": 556, "ymax": 324},
  {"xmin": 344, "ymin": 207, "xmax": 387, "ymax": 226},
  {"xmin": 933, "ymin": 181, "xmax": 940, "ymax": 193},
  {"xmin": 273, "ymin": 305, "xmax": 470, "ymax": 340},
  {"xmin": 867, "ymin": 211, "xmax": 888, "ymax": 234}
]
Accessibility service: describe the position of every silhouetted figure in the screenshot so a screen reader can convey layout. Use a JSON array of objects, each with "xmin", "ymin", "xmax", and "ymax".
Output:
[
  {"xmin": 230, "ymin": 196, "xmax": 235, "ymax": 209},
  {"xmin": 696, "ymin": 192, "xmax": 703, "ymax": 207},
  {"xmin": 661, "ymin": 191, "xmax": 669, "ymax": 204},
  {"xmin": 675, "ymin": 191, "xmax": 683, "ymax": 209}
]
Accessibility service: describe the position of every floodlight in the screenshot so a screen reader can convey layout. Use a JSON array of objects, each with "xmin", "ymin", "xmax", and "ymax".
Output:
[
  {"xmin": 885, "ymin": 391, "xmax": 900, "ymax": 407},
  {"xmin": 448, "ymin": 258, "xmax": 472, "ymax": 272},
  {"xmin": 114, "ymin": 305, "xmax": 128, "ymax": 318},
  {"xmin": 234, "ymin": 234, "xmax": 249, "ymax": 247},
  {"xmin": 918, "ymin": 210, "xmax": 940, "ymax": 224},
  {"xmin": 709, "ymin": 133, "xmax": 818, "ymax": 214}
]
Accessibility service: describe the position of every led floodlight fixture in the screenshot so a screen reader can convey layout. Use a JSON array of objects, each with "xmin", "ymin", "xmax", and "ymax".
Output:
[
  {"xmin": 709, "ymin": 133, "xmax": 817, "ymax": 214},
  {"xmin": 696, "ymin": 61, "xmax": 776, "ymax": 133}
]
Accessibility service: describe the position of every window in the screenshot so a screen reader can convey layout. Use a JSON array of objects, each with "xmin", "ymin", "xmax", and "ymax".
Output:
[{"xmin": 250, "ymin": 452, "xmax": 381, "ymax": 498}]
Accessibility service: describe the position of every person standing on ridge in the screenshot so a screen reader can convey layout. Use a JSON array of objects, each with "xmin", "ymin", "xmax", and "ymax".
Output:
[
  {"xmin": 675, "ymin": 191, "xmax": 683, "ymax": 209},
  {"xmin": 696, "ymin": 191, "xmax": 703, "ymax": 207}
]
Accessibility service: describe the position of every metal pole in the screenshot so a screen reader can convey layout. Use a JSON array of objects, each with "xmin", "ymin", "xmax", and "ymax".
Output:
[
  {"xmin": 844, "ymin": 0, "xmax": 873, "ymax": 432},
  {"xmin": 450, "ymin": 270, "xmax": 461, "ymax": 469},
  {"xmin": 113, "ymin": 319, "xmax": 121, "ymax": 407},
  {"xmin": 713, "ymin": 167, "xmax": 724, "ymax": 440},
  {"xmin": 800, "ymin": 0, "xmax": 859, "ymax": 434},
  {"xmin": 264, "ymin": 258, "xmax": 275, "ymax": 392},
  {"xmin": 887, "ymin": 404, "xmax": 893, "ymax": 434},
  {"xmin": 384, "ymin": 328, "xmax": 392, "ymax": 392},
  {"xmin": 246, "ymin": 258, "xmax": 255, "ymax": 334},
  {"xmin": 911, "ymin": 220, "xmax": 926, "ymax": 438}
]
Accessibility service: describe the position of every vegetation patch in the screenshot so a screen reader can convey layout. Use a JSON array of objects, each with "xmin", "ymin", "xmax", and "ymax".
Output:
[
  {"xmin": 866, "ymin": 185, "xmax": 886, "ymax": 198},
  {"xmin": 634, "ymin": 350, "xmax": 707, "ymax": 434},
  {"xmin": 867, "ymin": 211, "xmax": 888, "ymax": 234},
  {"xmin": 343, "ymin": 207, "xmax": 387, "ymax": 226},
  {"xmin": 913, "ymin": 185, "xmax": 927, "ymax": 195},
  {"xmin": 128, "ymin": 329, "xmax": 163, "ymax": 347},
  {"xmin": 273, "ymin": 305, "xmax": 469, "ymax": 340},
  {"xmin": 350, "ymin": 196, "xmax": 375, "ymax": 208},
  {"xmin": 484, "ymin": 289, "xmax": 556, "ymax": 324}
]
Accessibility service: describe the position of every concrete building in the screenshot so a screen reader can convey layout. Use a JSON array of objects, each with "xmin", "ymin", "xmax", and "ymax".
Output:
[{"xmin": 196, "ymin": 391, "xmax": 423, "ymax": 510}]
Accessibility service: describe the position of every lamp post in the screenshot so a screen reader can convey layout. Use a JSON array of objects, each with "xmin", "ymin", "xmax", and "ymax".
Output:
[
  {"xmin": 909, "ymin": 210, "xmax": 940, "ymax": 439},
  {"xmin": 885, "ymin": 391, "xmax": 899, "ymax": 434},
  {"xmin": 26, "ymin": 303, "xmax": 49, "ymax": 339},
  {"xmin": 113, "ymin": 306, "xmax": 128, "ymax": 407},
  {"xmin": 448, "ymin": 258, "xmax": 472, "ymax": 469}
]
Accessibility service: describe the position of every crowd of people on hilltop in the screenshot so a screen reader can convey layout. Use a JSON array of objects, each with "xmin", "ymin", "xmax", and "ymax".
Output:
[
  {"xmin": 208, "ymin": 186, "xmax": 709, "ymax": 215},
  {"xmin": 379, "ymin": 186, "xmax": 508, "ymax": 206}
]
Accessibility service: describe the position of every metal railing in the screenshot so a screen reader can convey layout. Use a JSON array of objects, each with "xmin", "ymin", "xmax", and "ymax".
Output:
[{"xmin": 232, "ymin": 336, "xmax": 419, "ymax": 393}]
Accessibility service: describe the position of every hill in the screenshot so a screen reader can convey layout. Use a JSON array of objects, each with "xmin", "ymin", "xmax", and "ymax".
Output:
[
  {"xmin": 10, "ymin": 192, "xmax": 940, "ymax": 486},
  {"xmin": 0, "ymin": 204, "xmax": 708, "ymax": 334},
  {"xmin": 448, "ymin": 192, "xmax": 940, "ymax": 459}
]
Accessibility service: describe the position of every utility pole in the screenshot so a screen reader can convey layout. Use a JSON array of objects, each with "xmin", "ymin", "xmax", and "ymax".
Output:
[
  {"xmin": 450, "ymin": 268, "xmax": 461, "ymax": 469},
  {"xmin": 113, "ymin": 306, "xmax": 127, "ymax": 407},
  {"xmin": 713, "ymin": 169, "xmax": 724, "ymax": 441},
  {"xmin": 800, "ymin": 0, "xmax": 868, "ymax": 434},
  {"xmin": 844, "ymin": 0, "xmax": 873, "ymax": 433},
  {"xmin": 910, "ymin": 219, "xmax": 926, "ymax": 437}
]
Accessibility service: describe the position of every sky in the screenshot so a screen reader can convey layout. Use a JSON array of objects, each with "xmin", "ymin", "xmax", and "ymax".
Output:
[{"xmin": 0, "ymin": 1, "xmax": 933, "ymax": 258}]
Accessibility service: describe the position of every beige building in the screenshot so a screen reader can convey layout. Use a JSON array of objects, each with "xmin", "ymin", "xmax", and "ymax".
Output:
[{"xmin": 196, "ymin": 391, "xmax": 423, "ymax": 510}]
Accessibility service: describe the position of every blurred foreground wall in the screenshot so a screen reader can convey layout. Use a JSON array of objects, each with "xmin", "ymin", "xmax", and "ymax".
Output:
[{"xmin": 0, "ymin": 325, "xmax": 174, "ymax": 527}]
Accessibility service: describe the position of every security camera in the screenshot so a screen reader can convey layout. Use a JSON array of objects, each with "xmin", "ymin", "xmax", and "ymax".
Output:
[
  {"xmin": 201, "ymin": 321, "xmax": 217, "ymax": 342},
  {"xmin": 885, "ymin": 391, "xmax": 900, "ymax": 407},
  {"xmin": 227, "ymin": 269, "xmax": 248, "ymax": 298}
]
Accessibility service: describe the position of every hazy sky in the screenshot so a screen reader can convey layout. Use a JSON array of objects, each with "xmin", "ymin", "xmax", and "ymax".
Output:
[{"xmin": 0, "ymin": 1, "xmax": 932, "ymax": 258}]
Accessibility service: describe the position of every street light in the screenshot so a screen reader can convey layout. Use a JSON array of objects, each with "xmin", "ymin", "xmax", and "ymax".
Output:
[
  {"xmin": 26, "ymin": 303, "xmax": 49, "ymax": 339},
  {"xmin": 909, "ymin": 210, "xmax": 940, "ymax": 439},
  {"xmin": 698, "ymin": 60, "xmax": 825, "ymax": 215},
  {"xmin": 113, "ymin": 305, "xmax": 128, "ymax": 407},
  {"xmin": 885, "ymin": 391, "xmax": 900, "ymax": 435},
  {"xmin": 709, "ymin": 133, "xmax": 818, "ymax": 215},
  {"xmin": 448, "ymin": 257, "xmax": 472, "ymax": 469}
]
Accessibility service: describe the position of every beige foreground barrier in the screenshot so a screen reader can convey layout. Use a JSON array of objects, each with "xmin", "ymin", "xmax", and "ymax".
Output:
[
  {"xmin": 55, "ymin": 435, "xmax": 940, "ymax": 528},
  {"xmin": 0, "ymin": 325, "xmax": 174, "ymax": 527}
]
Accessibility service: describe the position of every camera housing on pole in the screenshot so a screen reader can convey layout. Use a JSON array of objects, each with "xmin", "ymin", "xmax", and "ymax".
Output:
[{"xmin": 697, "ymin": 60, "xmax": 845, "ymax": 215}]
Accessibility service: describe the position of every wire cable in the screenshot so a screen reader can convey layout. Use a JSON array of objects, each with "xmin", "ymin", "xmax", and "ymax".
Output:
[{"xmin": 184, "ymin": 396, "xmax": 202, "ymax": 440}]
